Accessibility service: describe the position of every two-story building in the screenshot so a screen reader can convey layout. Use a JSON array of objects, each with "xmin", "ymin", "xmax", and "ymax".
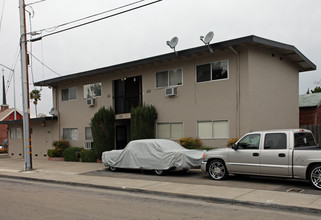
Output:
[{"xmin": 4, "ymin": 35, "xmax": 316, "ymax": 159}]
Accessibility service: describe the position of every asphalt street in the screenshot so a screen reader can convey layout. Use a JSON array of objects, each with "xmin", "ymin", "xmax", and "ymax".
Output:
[{"xmin": 84, "ymin": 167, "xmax": 321, "ymax": 196}]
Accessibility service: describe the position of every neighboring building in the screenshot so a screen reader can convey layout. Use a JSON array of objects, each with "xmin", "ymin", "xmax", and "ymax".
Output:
[
  {"xmin": 299, "ymin": 93, "xmax": 321, "ymax": 126},
  {"xmin": 0, "ymin": 105, "xmax": 23, "ymax": 146},
  {"xmin": 3, "ymin": 35, "xmax": 317, "ymax": 158}
]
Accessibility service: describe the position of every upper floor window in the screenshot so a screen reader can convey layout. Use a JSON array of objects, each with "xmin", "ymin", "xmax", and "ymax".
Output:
[
  {"xmin": 83, "ymin": 83, "xmax": 102, "ymax": 99},
  {"xmin": 62, "ymin": 87, "xmax": 77, "ymax": 101},
  {"xmin": 85, "ymin": 127, "xmax": 93, "ymax": 140},
  {"xmin": 196, "ymin": 60, "xmax": 228, "ymax": 83},
  {"xmin": 156, "ymin": 68, "xmax": 182, "ymax": 88}
]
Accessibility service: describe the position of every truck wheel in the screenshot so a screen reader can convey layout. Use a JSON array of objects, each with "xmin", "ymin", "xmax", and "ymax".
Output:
[
  {"xmin": 208, "ymin": 159, "xmax": 228, "ymax": 180},
  {"xmin": 309, "ymin": 164, "xmax": 321, "ymax": 190}
]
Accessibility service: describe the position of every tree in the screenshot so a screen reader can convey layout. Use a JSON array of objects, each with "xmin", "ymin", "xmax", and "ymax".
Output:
[
  {"xmin": 130, "ymin": 104, "xmax": 158, "ymax": 140},
  {"xmin": 310, "ymin": 86, "xmax": 321, "ymax": 94},
  {"xmin": 90, "ymin": 107, "xmax": 115, "ymax": 159},
  {"xmin": 30, "ymin": 89, "xmax": 41, "ymax": 116}
]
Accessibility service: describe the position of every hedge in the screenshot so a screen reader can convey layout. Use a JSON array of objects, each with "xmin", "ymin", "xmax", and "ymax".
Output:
[{"xmin": 62, "ymin": 147, "xmax": 83, "ymax": 162}]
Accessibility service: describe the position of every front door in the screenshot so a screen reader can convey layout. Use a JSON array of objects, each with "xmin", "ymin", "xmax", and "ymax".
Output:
[{"xmin": 116, "ymin": 125, "xmax": 128, "ymax": 149}]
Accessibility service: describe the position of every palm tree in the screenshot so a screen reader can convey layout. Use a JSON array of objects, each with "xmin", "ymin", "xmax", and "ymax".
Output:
[{"xmin": 30, "ymin": 89, "xmax": 41, "ymax": 116}]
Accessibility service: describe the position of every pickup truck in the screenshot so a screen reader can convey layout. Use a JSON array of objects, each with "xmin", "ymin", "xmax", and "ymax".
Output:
[{"xmin": 201, "ymin": 129, "xmax": 321, "ymax": 190}]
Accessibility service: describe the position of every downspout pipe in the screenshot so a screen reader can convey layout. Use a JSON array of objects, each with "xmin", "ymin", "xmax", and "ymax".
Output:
[{"xmin": 229, "ymin": 46, "xmax": 240, "ymax": 137}]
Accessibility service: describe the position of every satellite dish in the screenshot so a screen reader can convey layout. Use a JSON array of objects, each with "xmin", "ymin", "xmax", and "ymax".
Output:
[
  {"xmin": 166, "ymin": 37, "xmax": 179, "ymax": 55},
  {"xmin": 204, "ymin": 31, "xmax": 214, "ymax": 44},
  {"xmin": 49, "ymin": 107, "xmax": 57, "ymax": 116},
  {"xmin": 200, "ymin": 31, "xmax": 214, "ymax": 53}
]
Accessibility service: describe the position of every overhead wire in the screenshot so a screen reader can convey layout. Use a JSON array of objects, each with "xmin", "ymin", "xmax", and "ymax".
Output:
[
  {"xmin": 0, "ymin": 0, "xmax": 5, "ymax": 32},
  {"xmin": 31, "ymin": 0, "xmax": 162, "ymax": 40}
]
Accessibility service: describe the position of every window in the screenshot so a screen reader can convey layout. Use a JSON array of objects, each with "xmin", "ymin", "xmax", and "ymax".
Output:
[
  {"xmin": 196, "ymin": 60, "xmax": 228, "ymax": 83},
  {"xmin": 62, "ymin": 128, "xmax": 79, "ymax": 141},
  {"xmin": 83, "ymin": 83, "xmax": 102, "ymax": 98},
  {"xmin": 62, "ymin": 87, "xmax": 77, "ymax": 101},
  {"xmin": 157, "ymin": 122, "xmax": 183, "ymax": 139},
  {"xmin": 238, "ymin": 134, "xmax": 260, "ymax": 150},
  {"xmin": 156, "ymin": 68, "xmax": 182, "ymax": 88},
  {"xmin": 85, "ymin": 127, "xmax": 93, "ymax": 140},
  {"xmin": 10, "ymin": 127, "xmax": 22, "ymax": 139},
  {"xmin": 264, "ymin": 133, "xmax": 287, "ymax": 150},
  {"xmin": 197, "ymin": 120, "xmax": 229, "ymax": 139},
  {"xmin": 294, "ymin": 132, "xmax": 316, "ymax": 148}
]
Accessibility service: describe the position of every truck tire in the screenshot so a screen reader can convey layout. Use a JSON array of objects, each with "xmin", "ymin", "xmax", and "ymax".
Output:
[
  {"xmin": 309, "ymin": 164, "xmax": 321, "ymax": 190},
  {"xmin": 208, "ymin": 159, "xmax": 228, "ymax": 180}
]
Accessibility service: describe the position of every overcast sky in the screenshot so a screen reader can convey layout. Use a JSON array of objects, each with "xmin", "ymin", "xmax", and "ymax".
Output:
[{"xmin": 0, "ymin": 0, "xmax": 320, "ymax": 116}]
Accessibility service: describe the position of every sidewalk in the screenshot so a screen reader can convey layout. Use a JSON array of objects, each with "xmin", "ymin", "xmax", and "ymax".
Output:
[{"xmin": 1, "ymin": 157, "xmax": 321, "ymax": 214}]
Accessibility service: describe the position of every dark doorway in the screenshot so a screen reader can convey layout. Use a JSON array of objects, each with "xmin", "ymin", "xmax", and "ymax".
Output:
[
  {"xmin": 116, "ymin": 125, "xmax": 128, "ymax": 149},
  {"xmin": 114, "ymin": 76, "xmax": 142, "ymax": 114}
]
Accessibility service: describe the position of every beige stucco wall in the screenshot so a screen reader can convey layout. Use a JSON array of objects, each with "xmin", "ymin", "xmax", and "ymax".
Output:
[{"xmin": 44, "ymin": 45, "xmax": 300, "ymax": 149}]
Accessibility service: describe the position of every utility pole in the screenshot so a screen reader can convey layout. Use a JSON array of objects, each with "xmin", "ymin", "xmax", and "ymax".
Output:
[{"xmin": 18, "ymin": 0, "xmax": 32, "ymax": 171}]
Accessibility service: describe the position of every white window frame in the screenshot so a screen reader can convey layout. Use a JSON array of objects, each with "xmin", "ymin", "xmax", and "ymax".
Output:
[
  {"xmin": 197, "ymin": 120, "xmax": 229, "ymax": 139},
  {"xmin": 61, "ymin": 87, "xmax": 78, "ymax": 101},
  {"xmin": 155, "ymin": 68, "xmax": 183, "ymax": 88},
  {"xmin": 10, "ymin": 127, "xmax": 22, "ymax": 139},
  {"xmin": 85, "ymin": 127, "xmax": 93, "ymax": 140},
  {"xmin": 62, "ymin": 128, "xmax": 79, "ymax": 141},
  {"xmin": 196, "ymin": 60, "xmax": 229, "ymax": 83},
  {"xmin": 83, "ymin": 82, "xmax": 102, "ymax": 99},
  {"xmin": 157, "ymin": 122, "xmax": 184, "ymax": 139}
]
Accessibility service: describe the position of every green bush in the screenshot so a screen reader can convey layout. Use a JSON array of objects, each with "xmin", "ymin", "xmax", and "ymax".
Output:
[
  {"xmin": 62, "ymin": 147, "xmax": 83, "ymax": 162},
  {"xmin": 47, "ymin": 149, "xmax": 60, "ymax": 157},
  {"xmin": 80, "ymin": 150, "xmax": 97, "ymax": 162},
  {"xmin": 130, "ymin": 104, "xmax": 158, "ymax": 140},
  {"xmin": 179, "ymin": 137, "xmax": 203, "ymax": 149},
  {"xmin": 91, "ymin": 107, "xmax": 115, "ymax": 159},
  {"xmin": 52, "ymin": 140, "xmax": 70, "ymax": 157}
]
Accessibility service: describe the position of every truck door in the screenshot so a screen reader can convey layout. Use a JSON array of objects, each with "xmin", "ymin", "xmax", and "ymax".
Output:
[
  {"xmin": 260, "ymin": 132, "xmax": 290, "ymax": 177},
  {"xmin": 228, "ymin": 133, "xmax": 260, "ymax": 174}
]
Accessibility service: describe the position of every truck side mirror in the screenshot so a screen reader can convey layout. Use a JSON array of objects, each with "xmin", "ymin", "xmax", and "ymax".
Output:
[{"xmin": 232, "ymin": 143, "xmax": 238, "ymax": 151}]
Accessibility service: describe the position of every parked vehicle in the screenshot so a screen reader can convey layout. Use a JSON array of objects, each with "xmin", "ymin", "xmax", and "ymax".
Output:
[
  {"xmin": 102, "ymin": 139, "xmax": 206, "ymax": 175},
  {"xmin": 201, "ymin": 129, "xmax": 321, "ymax": 189}
]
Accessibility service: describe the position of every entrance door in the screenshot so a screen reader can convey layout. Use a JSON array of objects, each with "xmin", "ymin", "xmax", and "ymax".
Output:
[{"xmin": 116, "ymin": 126, "xmax": 128, "ymax": 149}]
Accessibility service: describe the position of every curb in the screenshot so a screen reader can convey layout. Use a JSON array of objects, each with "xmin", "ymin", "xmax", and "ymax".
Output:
[{"xmin": 1, "ymin": 174, "xmax": 320, "ymax": 215}]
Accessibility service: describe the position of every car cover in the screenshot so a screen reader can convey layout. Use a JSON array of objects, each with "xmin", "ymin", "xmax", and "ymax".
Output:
[{"xmin": 102, "ymin": 139, "xmax": 206, "ymax": 170}]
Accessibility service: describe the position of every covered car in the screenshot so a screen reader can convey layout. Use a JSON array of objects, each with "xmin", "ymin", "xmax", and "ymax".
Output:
[{"xmin": 102, "ymin": 139, "xmax": 206, "ymax": 175}]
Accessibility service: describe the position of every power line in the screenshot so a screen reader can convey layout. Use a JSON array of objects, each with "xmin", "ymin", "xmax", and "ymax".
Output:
[
  {"xmin": 31, "ymin": 0, "xmax": 162, "ymax": 41},
  {"xmin": 0, "ymin": 0, "xmax": 6, "ymax": 32},
  {"xmin": 28, "ymin": 52, "xmax": 61, "ymax": 76}
]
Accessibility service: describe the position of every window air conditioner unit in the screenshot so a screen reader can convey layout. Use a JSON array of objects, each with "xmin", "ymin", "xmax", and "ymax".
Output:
[
  {"xmin": 165, "ymin": 87, "xmax": 177, "ymax": 97},
  {"xmin": 84, "ymin": 142, "xmax": 93, "ymax": 149},
  {"xmin": 86, "ymin": 98, "xmax": 96, "ymax": 106}
]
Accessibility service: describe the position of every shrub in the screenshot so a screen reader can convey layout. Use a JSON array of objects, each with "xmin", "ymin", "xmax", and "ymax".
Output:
[
  {"xmin": 130, "ymin": 104, "xmax": 158, "ymax": 140},
  {"xmin": 179, "ymin": 137, "xmax": 203, "ymax": 149},
  {"xmin": 91, "ymin": 107, "xmax": 115, "ymax": 159},
  {"xmin": 80, "ymin": 149, "xmax": 97, "ymax": 162},
  {"xmin": 227, "ymin": 137, "xmax": 239, "ymax": 147},
  {"xmin": 63, "ymin": 147, "xmax": 83, "ymax": 162},
  {"xmin": 52, "ymin": 140, "xmax": 70, "ymax": 157},
  {"xmin": 47, "ymin": 149, "xmax": 60, "ymax": 157}
]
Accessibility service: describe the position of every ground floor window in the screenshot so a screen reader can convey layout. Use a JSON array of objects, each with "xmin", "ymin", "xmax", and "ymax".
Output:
[
  {"xmin": 157, "ymin": 122, "xmax": 183, "ymax": 139},
  {"xmin": 197, "ymin": 120, "xmax": 229, "ymax": 139},
  {"xmin": 62, "ymin": 128, "xmax": 79, "ymax": 141},
  {"xmin": 10, "ymin": 127, "xmax": 22, "ymax": 139}
]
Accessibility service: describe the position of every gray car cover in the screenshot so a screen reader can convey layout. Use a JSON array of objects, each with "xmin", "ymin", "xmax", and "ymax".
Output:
[{"xmin": 102, "ymin": 139, "xmax": 206, "ymax": 170}]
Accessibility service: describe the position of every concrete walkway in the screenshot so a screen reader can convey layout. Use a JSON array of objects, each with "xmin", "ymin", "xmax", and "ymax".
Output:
[{"xmin": 1, "ymin": 157, "xmax": 321, "ymax": 214}]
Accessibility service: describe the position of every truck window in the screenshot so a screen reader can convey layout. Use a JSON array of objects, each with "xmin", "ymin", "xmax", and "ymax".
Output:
[
  {"xmin": 264, "ymin": 133, "xmax": 287, "ymax": 150},
  {"xmin": 294, "ymin": 132, "xmax": 316, "ymax": 148},
  {"xmin": 238, "ymin": 134, "xmax": 260, "ymax": 150}
]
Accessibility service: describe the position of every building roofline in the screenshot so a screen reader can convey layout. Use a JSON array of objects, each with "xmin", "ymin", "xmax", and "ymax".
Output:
[
  {"xmin": 34, "ymin": 35, "xmax": 316, "ymax": 87},
  {"xmin": 0, "ymin": 116, "xmax": 58, "ymax": 125}
]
